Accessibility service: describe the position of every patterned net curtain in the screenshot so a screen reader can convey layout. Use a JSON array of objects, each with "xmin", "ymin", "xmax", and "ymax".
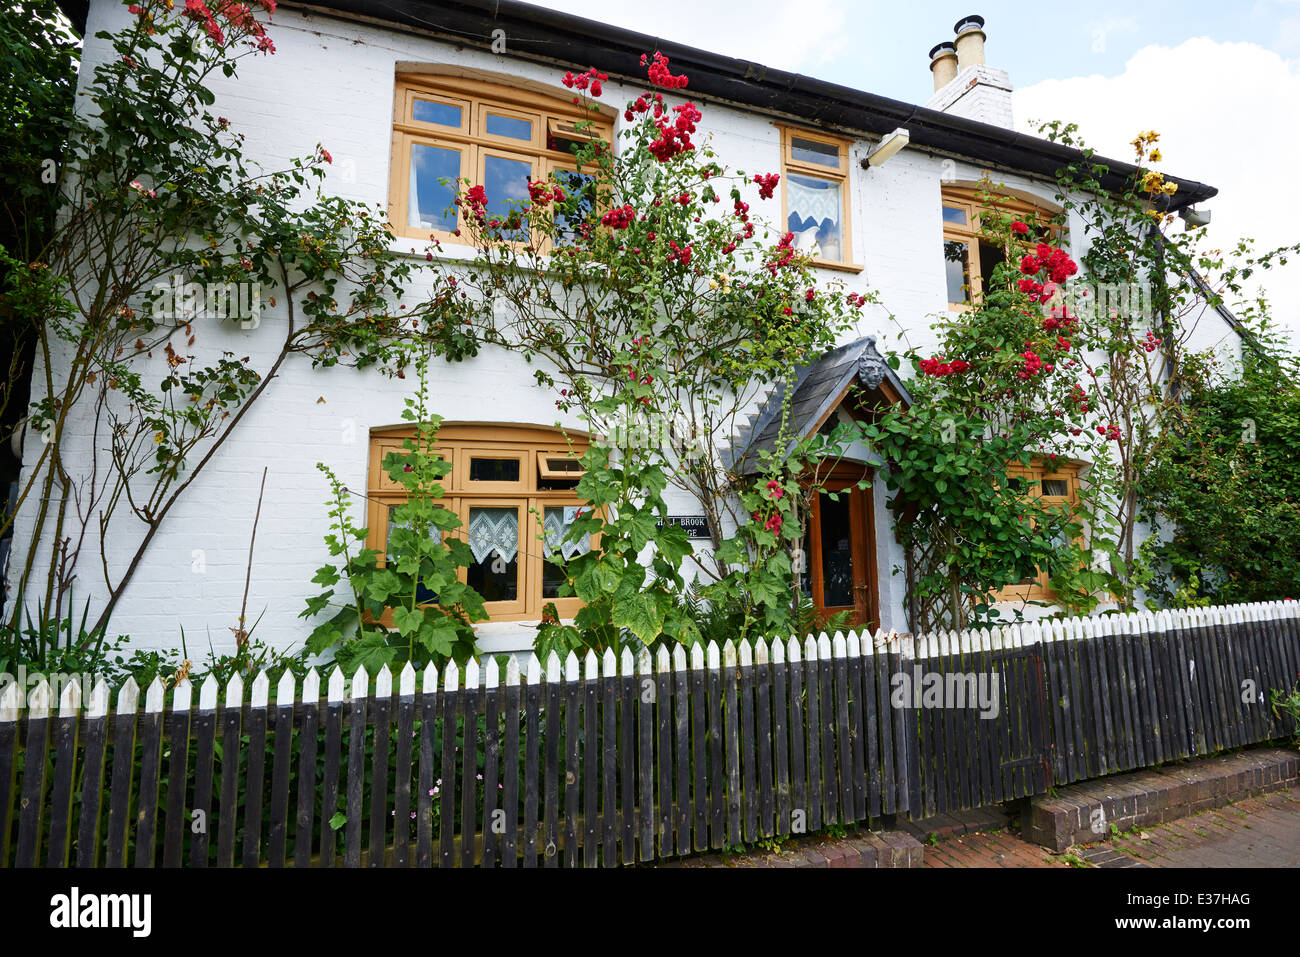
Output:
[
  {"xmin": 467, "ymin": 507, "xmax": 520, "ymax": 564},
  {"xmin": 543, "ymin": 505, "xmax": 592, "ymax": 560}
]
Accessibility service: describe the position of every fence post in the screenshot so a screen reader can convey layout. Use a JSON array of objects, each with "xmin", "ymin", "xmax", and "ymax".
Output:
[
  {"xmin": 14, "ymin": 680, "xmax": 52, "ymax": 868},
  {"xmin": 76, "ymin": 679, "xmax": 111, "ymax": 868},
  {"xmin": 0, "ymin": 682, "xmax": 20, "ymax": 867},
  {"xmin": 294, "ymin": 668, "xmax": 321, "ymax": 870},
  {"xmin": 462, "ymin": 658, "xmax": 480, "ymax": 869},
  {"xmin": 688, "ymin": 642, "xmax": 708, "ymax": 850},
  {"xmin": 42, "ymin": 680, "xmax": 80, "ymax": 868},
  {"xmin": 602, "ymin": 647, "xmax": 620, "ymax": 867},
  {"xmin": 161, "ymin": 678, "xmax": 193, "ymax": 868},
  {"xmin": 267, "ymin": 671, "xmax": 296, "ymax": 869}
]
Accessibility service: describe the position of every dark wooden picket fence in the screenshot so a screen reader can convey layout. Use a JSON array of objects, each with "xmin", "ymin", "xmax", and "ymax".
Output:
[{"xmin": 1, "ymin": 600, "xmax": 1297, "ymax": 867}]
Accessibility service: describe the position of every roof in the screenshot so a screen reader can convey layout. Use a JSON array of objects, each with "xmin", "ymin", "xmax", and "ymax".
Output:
[
  {"xmin": 219, "ymin": 0, "xmax": 1212, "ymax": 209},
  {"xmin": 55, "ymin": 1, "xmax": 1217, "ymax": 206},
  {"xmin": 725, "ymin": 335, "xmax": 911, "ymax": 473}
]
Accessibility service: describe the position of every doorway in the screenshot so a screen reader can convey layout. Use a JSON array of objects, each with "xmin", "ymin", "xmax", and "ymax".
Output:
[{"xmin": 799, "ymin": 477, "xmax": 879, "ymax": 632}]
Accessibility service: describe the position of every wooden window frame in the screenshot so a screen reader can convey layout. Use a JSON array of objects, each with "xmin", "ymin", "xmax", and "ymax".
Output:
[
  {"xmin": 368, "ymin": 423, "xmax": 595, "ymax": 623},
  {"xmin": 458, "ymin": 447, "xmax": 529, "ymax": 493},
  {"xmin": 459, "ymin": 497, "xmax": 530, "ymax": 617},
  {"xmin": 537, "ymin": 449, "xmax": 586, "ymax": 481},
  {"xmin": 992, "ymin": 460, "xmax": 1082, "ymax": 604},
  {"xmin": 389, "ymin": 75, "xmax": 612, "ymax": 247},
  {"xmin": 941, "ymin": 185, "xmax": 1066, "ymax": 311},
  {"xmin": 776, "ymin": 125, "xmax": 859, "ymax": 272}
]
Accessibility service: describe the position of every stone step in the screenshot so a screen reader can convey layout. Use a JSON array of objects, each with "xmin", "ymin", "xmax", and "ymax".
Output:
[{"xmin": 1027, "ymin": 747, "xmax": 1300, "ymax": 852}]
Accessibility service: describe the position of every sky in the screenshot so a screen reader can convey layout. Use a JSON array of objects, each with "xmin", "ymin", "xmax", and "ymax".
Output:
[{"xmin": 541, "ymin": 0, "xmax": 1300, "ymax": 346}]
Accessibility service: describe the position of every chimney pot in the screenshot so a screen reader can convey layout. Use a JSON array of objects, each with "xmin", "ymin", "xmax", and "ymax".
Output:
[
  {"xmin": 953, "ymin": 13, "xmax": 987, "ymax": 71},
  {"xmin": 928, "ymin": 41, "xmax": 958, "ymax": 92}
]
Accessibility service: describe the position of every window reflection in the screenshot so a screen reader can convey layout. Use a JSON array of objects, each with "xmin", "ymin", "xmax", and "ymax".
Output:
[{"xmin": 408, "ymin": 144, "xmax": 460, "ymax": 232}]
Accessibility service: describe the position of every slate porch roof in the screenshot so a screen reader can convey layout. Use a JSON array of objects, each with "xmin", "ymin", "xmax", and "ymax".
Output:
[{"xmin": 724, "ymin": 335, "xmax": 912, "ymax": 473}]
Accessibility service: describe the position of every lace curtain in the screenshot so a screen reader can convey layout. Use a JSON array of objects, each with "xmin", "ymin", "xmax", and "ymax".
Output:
[
  {"xmin": 787, "ymin": 175, "xmax": 842, "ymax": 228},
  {"xmin": 467, "ymin": 507, "xmax": 520, "ymax": 564},
  {"xmin": 544, "ymin": 506, "xmax": 592, "ymax": 560}
]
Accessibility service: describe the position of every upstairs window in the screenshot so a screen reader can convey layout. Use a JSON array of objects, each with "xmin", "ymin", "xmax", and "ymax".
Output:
[
  {"xmin": 389, "ymin": 75, "xmax": 612, "ymax": 245},
  {"xmin": 777, "ymin": 126, "xmax": 857, "ymax": 270},
  {"xmin": 942, "ymin": 186, "xmax": 1065, "ymax": 310}
]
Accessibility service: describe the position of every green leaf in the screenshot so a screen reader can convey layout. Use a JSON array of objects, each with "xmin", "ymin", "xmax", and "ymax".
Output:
[{"xmin": 611, "ymin": 592, "xmax": 667, "ymax": 644}]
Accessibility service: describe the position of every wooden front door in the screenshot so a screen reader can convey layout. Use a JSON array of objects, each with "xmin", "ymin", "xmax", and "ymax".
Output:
[{"xmin": 800, "ymin": 478, "xmax": 879, "ymax": 631}]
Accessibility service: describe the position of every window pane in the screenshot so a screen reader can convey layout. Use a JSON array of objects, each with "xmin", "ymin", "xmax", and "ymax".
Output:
[
  {"xmin": 387, "ymin": 506, "xmax": 442, "ymax": 604},
  {"xmin": 408, "ymin": 143, "xmax": 460, "ymax": 232},
  {"xmin": 787, "ymin": 173, "xmax": 843, "ymax": 262},
  {"xmin": 485, "ymin": 112, "xmax": 533, "ymax": 141},
  {"xmin": 484, "ymin": 154, "xmax": 533, "ymax": 240},
  {"xmin": 944, "ymin": 239, "xmax": 970, "ymax": 303},
  {"xmin": 979, "ymin": 240, "xmax": 1006, "ymax": 296},
  {"xmin": 542, "ymin": 505, "xmax": 593, "ymax": 599},
  {"xmin": 412, "ymin": 99, "xmax": 462, "ymax": 127},
  {"xmin": 469, "ymin": 457, "xmax": 520, "ymax": 482},
  {"xmin": 1041, "ymin": 479, "xmax": 1070, "ymax": 497},
  {"xmin": 466, "ymin": 506, "xmax": 520, "ymax": 602},
  {"xmin": 819, "ymin": 493, "xmax": 853, "ymax": 607},
  {"xmin": 551, "ymin": 168, "xmax": 596, "ymax": 242},
  {"xmin": 791, "ymin": 137, "xmax": 841, "ymax": 169},
  {"xmin": 942, "ymin": 205, "xmax": 967, "ymax": 225}
]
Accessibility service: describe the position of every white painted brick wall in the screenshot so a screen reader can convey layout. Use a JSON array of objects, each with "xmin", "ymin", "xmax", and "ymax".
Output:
[
  {"xmin": 927, "ymin": 65, "xmax": 1015, "ymax": 130},
  {"xmin": 5, "ymin": 1, "xmax": 1240, "ymax": 654}
]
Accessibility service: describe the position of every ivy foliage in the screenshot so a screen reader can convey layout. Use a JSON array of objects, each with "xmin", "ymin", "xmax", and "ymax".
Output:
[{"xmin": 1141, "ymin": 343, "xmax": 1300, "ymax": 605}]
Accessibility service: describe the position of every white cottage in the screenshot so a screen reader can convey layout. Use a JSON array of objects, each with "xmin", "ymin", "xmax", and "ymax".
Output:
[{"xmin": 10, "ymin": 2, "xmax": 1243, "ymax": 658}]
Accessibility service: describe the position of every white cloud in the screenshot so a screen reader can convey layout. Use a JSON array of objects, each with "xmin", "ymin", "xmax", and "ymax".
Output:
[
  {"xmin": 539, "ymin": 0, "xmax": 852, "ymax": 73},
  {"xmin": 1014, "ymin": 38, "xmax": 1300, "ymax": 348}
]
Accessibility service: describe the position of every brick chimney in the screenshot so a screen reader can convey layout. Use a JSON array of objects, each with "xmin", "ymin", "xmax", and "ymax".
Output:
[{"xmin": 925, "ymin": 14, "xmax": 1014, "ymax": 130}]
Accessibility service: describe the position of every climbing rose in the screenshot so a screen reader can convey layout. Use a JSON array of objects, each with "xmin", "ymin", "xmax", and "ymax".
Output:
[
  {"xmin": 643, "ymin": 51, "xmax": 688, "ymax": 89},
  {"xmin": 755, "ymin": 173, "xmax": 780, "ymax": 200},
  {"xmin": 600, "ymin": 205, "xmax": 636, "ymax": 229}
]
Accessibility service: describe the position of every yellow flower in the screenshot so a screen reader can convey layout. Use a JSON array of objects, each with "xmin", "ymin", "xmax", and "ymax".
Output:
[
  {"xmin": 1162, "ymin": 181, "xmax": 1179, "ymax": 195},
  {"xmin": 154, "ymin": 431, "xmax": 165, "ymax": 443},
  {"xmin": 1149, "ymin": 149, "xmax": 1162, "ymax": 163},
  {"xmin": 1139, "ymin": 171, "xmax": 1165, "ymax": 193}
]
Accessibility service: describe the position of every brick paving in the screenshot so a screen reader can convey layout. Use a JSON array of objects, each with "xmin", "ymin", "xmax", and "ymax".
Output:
[
  {"xmin": 647, "ymin": 827, "xmax": 924, "ymax": 868},
  {"xmin": 922, "ymin": 827, "xmax": 1072, "ymax": 867},
  {"xmin": 1078, "ymin": 787, "xmax": 1300, "ymax": 868},
  {"xmin": 641, "ymin": 778, "xmax": 1300, "ymax": 869}
]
